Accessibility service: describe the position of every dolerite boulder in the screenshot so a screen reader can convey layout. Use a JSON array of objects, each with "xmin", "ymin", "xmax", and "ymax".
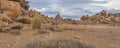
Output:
[
  {"xmin": 54, "ymin": 14, "xmax": 64, "ymax": 24},
  {"xmin": 14, "ymin": 17, "xmax": 32, "ymax": 24},
  {"xmin": 19, "ymin": 17, "xmax": 31, "ymax": 24},
  {"xmin": 8, "ymin": 22, "xmax": 23, "ymax": 29},
  {"xmin": 0, "ymin": 14, "xmax": 13, "ymax": 23},
  {"xmin": 0, "ymin": 0, "xmax": 8, "ymax": 1},
  {"xmin": 1, "ymin": 27, "xmax": 11, "ymax": 32},
  {"xmin": 0, "ymin": 21, "xmax": 7, "ymax": 31},
  {"xmin": 50, "ymin": 19, "xmax": 63, "ymax": 31},
  {"xmin": 55, "ymin": 14, "xmax": 62, "ymax": 20},
  {"xmin": 0, "ymin": 1, "xmax": 22, "ymax": 19},
  {"xmin": 81, "ymin": 15, "xmax": 90, "ymax": 20},
  {"xmin": 0, "ymin": 0, "xmax": 29, "ymax": 20},
  {"xmin": 100, "ymin": 10, "xmax": 107, "ymax": 16},
  {"xmin": 8, "ymin": 0, "xmax": 29, "ymax": 10}
]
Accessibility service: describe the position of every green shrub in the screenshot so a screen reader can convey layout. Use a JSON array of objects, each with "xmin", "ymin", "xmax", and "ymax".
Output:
[
  {"xmin": 31, "ymin": 14, "xmax": 42, "ymax": 29},
  {"xmin": 25, "ymin": 38, "xmax": 95, "ymax": 48}
]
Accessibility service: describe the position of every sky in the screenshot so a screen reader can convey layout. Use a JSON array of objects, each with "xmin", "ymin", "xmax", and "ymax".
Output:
[{"xmin": 27, "ymin": 0, "xmax": 120, "ymax": 19}]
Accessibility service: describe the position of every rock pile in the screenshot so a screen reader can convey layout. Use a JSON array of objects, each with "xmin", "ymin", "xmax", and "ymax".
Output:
[
  {"xmin": 0, "ymin": 1, "xmax": 21, "ymax": 19},
  {"xmin": 0, "ymin": 0, "xmax": 29, "ymax": 32},
  {"xmin": 80, "ymin": 10, "xmax": 120, "ymax": 26}
]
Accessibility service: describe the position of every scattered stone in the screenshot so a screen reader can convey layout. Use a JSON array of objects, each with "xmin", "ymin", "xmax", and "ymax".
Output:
[
  {"xmin": 33, "ymin": 29, "xmax": 48, "ymax": 36},
  {"xmin": 14, "ymin": 17, "xmax": 31, "ymax": 24},
  {"xmin": 10, "ymin": 29, "xmax": 21, "ymax": 35},
  {"xmin": 50, "ymin": 25, "xmax": 62, "ymax": 32},
  {"xmin": 21, "ymin": 17, "xmax": 31, "ymax": 24},
  {"xmin": 73, "ymin": 36, "xmax": 81, "ymax": 39},
  {"xmin": 1, "ymin": 27, "xmax": 11, "ymax": 32},
  {"xmin": 37, "ymin": 30, "xmax": 48, "ymax": 34},
  {"xmin": 6, "ymin": 44, "xmax": 11, "ymax": 47},
  {"xmin": 8, "ymin": 22, "xmax": 23, "ymax": 29}
]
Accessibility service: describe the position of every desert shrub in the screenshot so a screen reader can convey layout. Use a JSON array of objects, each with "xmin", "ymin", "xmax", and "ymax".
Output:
[
  {"xmin": 31, "ymin": 14, "xmax": 42, "ymax": 29},
  {"xmin": 25, "ymin": 38, "xmax": 95, "ymax": 48}
]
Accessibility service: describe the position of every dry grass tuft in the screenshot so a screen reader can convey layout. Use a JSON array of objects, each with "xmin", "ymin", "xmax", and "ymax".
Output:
[
  {"xmin": 31, "ymin": 14, "xmax": 42, "ymax": 29},
  {"xmin": 25, "ymin": 38, "xmax": 95, "ymax": 48}
]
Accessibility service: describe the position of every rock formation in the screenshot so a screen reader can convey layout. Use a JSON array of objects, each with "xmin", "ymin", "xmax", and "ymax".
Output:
[
  {"xmin": 0, "ymin": 1, "xmax": 22, "ymax": 19},
  {"xmin": 0, "ymin": 0, "xmax": 29, "ymax": 32},
  {"xmin": 80, "ymin": 10, "xmax": 120, "ymax": 26}
]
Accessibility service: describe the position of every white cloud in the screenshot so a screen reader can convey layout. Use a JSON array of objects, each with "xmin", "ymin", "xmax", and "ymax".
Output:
[
  {"xmin": 28, "ymin": 0, "xmax": 120, "ymax": 20},
  {"xmin": 93, "ymin": 0, "xmax": 120, "ymax": 10},
  {"xmin": 37, "ymin": 3, "xmax": 79, "ymax": 16}
]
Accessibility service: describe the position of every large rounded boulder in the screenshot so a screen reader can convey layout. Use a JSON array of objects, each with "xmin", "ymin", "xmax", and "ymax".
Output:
[{"xmin": 0, "ymin": 1, "xmax": 22, "ymax": 19}]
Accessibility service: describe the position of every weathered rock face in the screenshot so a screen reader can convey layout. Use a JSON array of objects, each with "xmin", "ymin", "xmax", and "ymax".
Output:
[
  {"xmin": 8, "ymin": 22, "xmax": 23, "ymax": 29},
  {"xmin": 14, "ymin": 17, "xmax": 32, "ymax": 24},
  {"xmin": 54, "ymin": 14, "xmax": 63, "ymax": 24},
  {"xmin": 42, "ymin": 15, "xmax": 54, "ymax": 24},
  {"xmin": 0, "ymin": 21, "xmax": 7, "ymax": 31},
  {"xmin": 100, "ymin": 10, "xmax": 107, "ymax": 16},
  {"xmin": 0, "ymin": 0, "xmax": 28, "ymax": 32},
  {"xmin": 0, "ymin": 14, "xmax": 13, "ymax": 23},
  {"xmin": 81, "ymin": 15, "xmax": 90, "ymax": 20},
  {"xmin": 8, "ymin": 0, "xmax": 29, "ymax": 10},
  {"xmin": 1, "ymin": 27, "xmax": 11, "ymax": 32},
  {"xmin": 0, "ymin": 0, "xmax": 29, "ymax": 20},
  {"xmin": 55, "ymin": 14, "xmax": 62, "ymax": 20},
  {"xmin": 0, "ymin": 1, "xmax": 22, "ymax": 19}
]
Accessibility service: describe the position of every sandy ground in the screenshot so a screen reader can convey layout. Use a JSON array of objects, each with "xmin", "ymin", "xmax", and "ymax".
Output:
[{"xmin": 0, "ymin": 24, "xmax": 120, "ymax": 48}]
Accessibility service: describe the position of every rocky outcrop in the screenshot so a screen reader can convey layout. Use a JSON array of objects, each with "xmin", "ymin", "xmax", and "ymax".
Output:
[
  {"xmin": 0, "ymin": 0, "xmax": 29, "ymax": 32},
  {"xmin": 0, "ymin": 21, "xmax": 7, "ymax": 31},
  {"xmin": 14, "ymin": 16, "xmax": 32, "ymax": 24},
  {"xmin": 8, "ymin": 22, "xmax": 23, "ymax": 29},
  {"xmin": 0, "ymin": 0, "xmax": 29, "ymax": 20},
  {"xmin": 8, "ymin": 0, "xmax": 29, "ymax": 10},
  {"xmin": 0, "ymin": 1, "xmax": 22, "ymax": 19},
  {"xmin": 0, "ymin": 14, "xmax": 13, "ymax": 23},
  {"xmin": 80, "ymin": 10, "xmax": 120, "ymax": 26}
]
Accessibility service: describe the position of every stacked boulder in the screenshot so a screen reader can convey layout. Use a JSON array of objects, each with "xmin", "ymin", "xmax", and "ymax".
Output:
[
  {"xmin": 50, "ymin": 14, "xmax": 63, "ymax": 31},
  {"xmin": 0, "ymin": 1, "xmax": 21, "ymax": 20},
  {"xmin": 0, "ymin": 0, "xmax": 29, "ymax": 32}
]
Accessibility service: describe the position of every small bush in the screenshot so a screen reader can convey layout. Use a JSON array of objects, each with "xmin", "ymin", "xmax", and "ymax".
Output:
[
  {"xmin": 31, "ymin": 14, "xmax": 42, "ymax": 29},
  {"xmin": 25, "ymin": 38, "xmax": 95, "ymax": 48}
]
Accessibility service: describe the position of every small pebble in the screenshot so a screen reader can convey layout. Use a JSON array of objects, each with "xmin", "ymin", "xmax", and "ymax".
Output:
[
  {"xmin": 6, "ymin": 44, "xmax": 10, "ymax": 47},
  {"xmin": 109, "ymin": 44, "xmax": 115, "ymax": 47}
]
